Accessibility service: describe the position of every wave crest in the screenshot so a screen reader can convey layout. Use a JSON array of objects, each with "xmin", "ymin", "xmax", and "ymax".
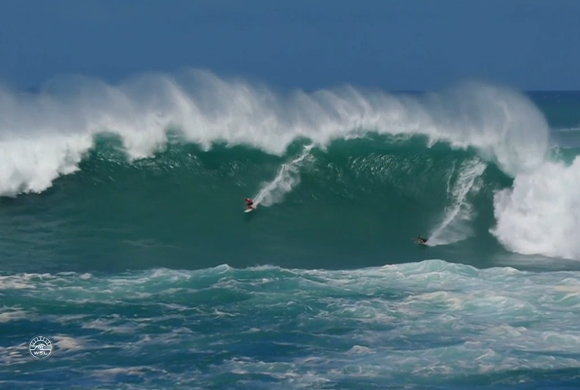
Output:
[{"xmin": 0, "ymin": 69, "xmax": 548, "ymax": 197}]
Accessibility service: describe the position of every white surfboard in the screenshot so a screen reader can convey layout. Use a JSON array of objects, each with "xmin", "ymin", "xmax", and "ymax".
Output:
[{"xmin": 245, "ymin": 206, "xmax": 256, "ymax": 213}]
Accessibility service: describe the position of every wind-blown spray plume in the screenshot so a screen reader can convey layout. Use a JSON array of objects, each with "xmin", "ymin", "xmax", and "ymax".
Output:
[{"xmin": 0, "ymin": 70, "xmax": 548, "ymax": 197}]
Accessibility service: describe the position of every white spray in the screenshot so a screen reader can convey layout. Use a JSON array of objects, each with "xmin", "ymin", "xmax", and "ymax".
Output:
[
  {"xmin": 0, "ymin": 70, "xmax": 549, "ymax": 197},
  {"xmin": 253, "ymin": 144, "xmax": 314, "ymax": 207},
  {"xmin": 428, "ymin": 158, "xmax": 487, "ymax": 246}
]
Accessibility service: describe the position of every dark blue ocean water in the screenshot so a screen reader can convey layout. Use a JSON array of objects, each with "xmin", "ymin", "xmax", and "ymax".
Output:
[{"xmin": 1, "ymin": 73, "xmax": 580, "ymax": 389}]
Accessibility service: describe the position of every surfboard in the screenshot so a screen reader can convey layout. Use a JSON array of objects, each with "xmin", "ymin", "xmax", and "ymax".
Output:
[{"xmin": 245, "ymin": 206, "xmax": 256, "ymax": 213}]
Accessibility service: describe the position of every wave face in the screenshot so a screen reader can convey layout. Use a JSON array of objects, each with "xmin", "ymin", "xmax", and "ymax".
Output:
[
  {"xmin": 1, "ymin": 70, "xmax": 580, "ymax": 269},
  {"xmin": 0, "ymin": 134, "xmax": 517, "ymax": 273},
  {"xmin": 3, "ymin": 261, "xmax": 580, "ymax": 389}
]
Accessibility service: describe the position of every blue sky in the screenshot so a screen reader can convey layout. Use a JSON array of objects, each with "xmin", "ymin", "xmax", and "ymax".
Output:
[{"xmin": 0, "ymin": 0, "xmax": 578, "ymax": 91}]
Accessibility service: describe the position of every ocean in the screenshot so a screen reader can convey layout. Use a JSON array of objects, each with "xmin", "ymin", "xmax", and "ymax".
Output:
[{"xmin": 1, "ymin": 70, "xmax": 580, "ymax": 389}]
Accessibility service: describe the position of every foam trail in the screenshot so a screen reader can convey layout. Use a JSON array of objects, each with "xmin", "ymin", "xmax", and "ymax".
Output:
[
  {"xmin": 554, "ymin": 126, "xmax": 580, "ymax": 133},
  {"xmin": 428, "ymin": 158, "xmax": 487, "ymax": 246},
  {"xmin": 253, "ymin": 145, "xmax": 314, "ymax": 207},
  {"xmin": 491, "ymin": 156, "xmax": 580, "ymax": 260},
  {"xmin": 0, "ymin": 69, "xmax": 549, "ymax": 197}
]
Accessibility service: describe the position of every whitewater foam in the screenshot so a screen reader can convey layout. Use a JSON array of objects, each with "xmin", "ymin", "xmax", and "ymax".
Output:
[
  {"xmin": 491, "ymin": 156, "xmax": 580, "ymax": 261},
  {"xmin": 0, "ymin": 135, "xmax": 92, "ymax": 196},
  {"xmin": 0, "ymin": 69, "xmax": 549, "ymax": 197},
  {"xmin": 3, "ymin": 261, "xmax": 580, "ymax": 388}
]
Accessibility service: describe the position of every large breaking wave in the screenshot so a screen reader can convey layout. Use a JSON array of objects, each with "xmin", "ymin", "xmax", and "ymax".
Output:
[{"xmin": 2, "ymin": 68, "xmax": 580, "ymax": 262}]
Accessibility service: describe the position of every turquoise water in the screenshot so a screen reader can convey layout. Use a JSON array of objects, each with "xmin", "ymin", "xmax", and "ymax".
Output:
[
  {"xmin": 0, "ymin": 135, "xmax": 514, "ymax": 273},
  {"xmin": 1, "ymin": 72, "xmax": 580, "ymax": 389},
  {"xmin": 3, "ymin": 261, "xmax": 580, "ymax": 389}
]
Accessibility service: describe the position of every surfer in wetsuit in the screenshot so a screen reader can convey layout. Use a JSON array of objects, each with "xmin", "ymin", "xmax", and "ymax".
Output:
[
  {"xmin": 416, "ymin": 235, "xmax": 427, "ymax": 244},
  {"xmin": 245, "ymin": 198, "xmax": 254, "ymax": 210}
]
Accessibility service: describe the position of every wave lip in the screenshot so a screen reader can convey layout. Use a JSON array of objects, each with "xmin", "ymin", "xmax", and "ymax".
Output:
[
  {"xmin": 0, "ymin": 69, "xmax": 549, "ymax": 197},
  {"xmin": 421, "ymin": 82, "xmax": 549, "ymax": 176},
  {"xmin": 0, "ymin": 135, "xmax": 92, "ymax": 196}
]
